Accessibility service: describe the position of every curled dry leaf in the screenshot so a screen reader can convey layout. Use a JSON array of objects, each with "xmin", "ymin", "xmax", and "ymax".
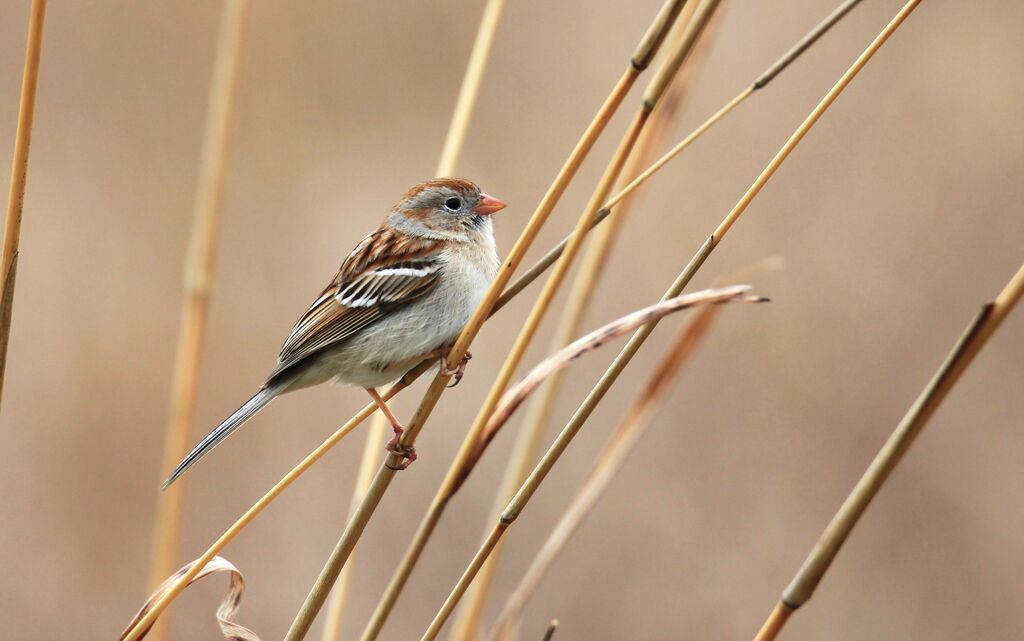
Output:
[
  {"xmin": 455, "ymin": 284, "xmax": 766, "ymax": 488},
  {"xmin": 120, "ymin": 556, "xmax": 258, "ymax": 641}
]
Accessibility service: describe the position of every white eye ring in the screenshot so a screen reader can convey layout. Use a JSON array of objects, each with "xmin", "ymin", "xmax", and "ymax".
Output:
[{"xmin": 444, "ymin": 197, "xmax": 462, "ymax": 211}]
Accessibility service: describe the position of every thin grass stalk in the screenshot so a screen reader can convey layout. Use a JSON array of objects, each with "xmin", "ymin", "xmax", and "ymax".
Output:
[
  {"xmin": 357, "ymin": 8, "xmax": 721, "ymax": 640},
  {"xmin": 448, "ymin": 7, "xmax": 713, "ymax": 639},
  {"xmin": 486, "ymin": 296, "xmax": 725, "ymax": 641},
  {"xmin": 496, "ymin": 0, "xmax": 868, "ymax": 311},
  {"xmin": 146, "ymin": 3, "xmax": 248, "ymax": 640},
  {"xmin": 0, "ymin": 0, "xmax": 46, "ymax": 408},
  {"xmin": 418, "ymin": 2, "xmax": 923, "ymax": 632},
  {"xmin": 320, "ymin": 2, "xmax": 508, "ymax": 636},
  {"xmin": 752, "ymin": 261, "xmax": 1024, "ymax": 641},
  {"xmin": 280, "ymin": 3, "xmax": 692, "ymax": 639},
  {"xmin": 436, "ymin": 0, "xmax": 507, "ymax": 177}
]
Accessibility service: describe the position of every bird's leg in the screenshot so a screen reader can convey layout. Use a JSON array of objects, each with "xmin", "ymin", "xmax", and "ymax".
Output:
[{"xmin": 365, "ymin": 387, "xmax": 416, "ymax": 469}]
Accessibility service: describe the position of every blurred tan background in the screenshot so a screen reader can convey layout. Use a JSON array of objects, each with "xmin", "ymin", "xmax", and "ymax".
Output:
[{"xmin": 1, "ymin": 1, "xmax": 1022, "ymax": 640}]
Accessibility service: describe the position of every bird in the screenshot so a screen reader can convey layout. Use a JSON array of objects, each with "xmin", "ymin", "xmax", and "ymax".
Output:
[{"xmin": 162, "ymin": 178, "xmax": 506, "ymax": 488}]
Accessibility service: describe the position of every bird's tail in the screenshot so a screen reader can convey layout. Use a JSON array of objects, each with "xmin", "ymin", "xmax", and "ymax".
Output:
[{"xmin": 162, "ymin": 383, "xmax": 284, "ymax": 489}]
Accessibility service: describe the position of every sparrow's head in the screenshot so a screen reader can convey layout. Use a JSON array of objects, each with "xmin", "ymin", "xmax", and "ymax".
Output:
[{"xmin": 390, "ymin": 178, "xmax": 506, "ymax": 238}]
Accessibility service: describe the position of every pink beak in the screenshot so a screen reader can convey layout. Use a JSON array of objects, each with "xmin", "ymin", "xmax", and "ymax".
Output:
[{"xmin": 474, "ymin": 193, "xmax": 507, "ymax": 215}]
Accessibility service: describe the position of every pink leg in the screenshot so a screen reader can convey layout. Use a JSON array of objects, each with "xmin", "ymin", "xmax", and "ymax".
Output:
[{"xmin": 365, "ymin": 388, "xmax": 416, "ymax": 469}]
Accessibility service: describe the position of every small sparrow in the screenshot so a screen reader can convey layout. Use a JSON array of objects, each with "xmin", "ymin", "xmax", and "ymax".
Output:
[{"xmin": 163, "ymin": 178, "xmax": 506, "ymax": 488}]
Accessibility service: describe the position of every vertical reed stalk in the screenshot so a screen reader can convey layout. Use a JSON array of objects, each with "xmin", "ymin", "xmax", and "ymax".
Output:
[
  {"xmin": 436, "ymin": 0, "xmax": 507, "ymax": 177},
  {"xmin": 146, "ymin": 6, "xmax": 249, "ymax": 641},
  {"xmin": 320, "ymin": 1, "xmax": 508, "ymax": 637},
  {"xmin": 417, "ymin": 0, "xmax": 923, "ymax": 632},
  {"xmin": 752, "ymin": 260, "xmax": 1024, "ymax": 641},
  {"xmin": 281, "ymin": 3, "xmax": 692, "ymax": 639},
  {"xmin": 0, "ymin": 0, "xmax": 47, "ymax": 408},
  {"xmin": 449, "ymin": 5, "xmax": 713, "ymax": 639}
]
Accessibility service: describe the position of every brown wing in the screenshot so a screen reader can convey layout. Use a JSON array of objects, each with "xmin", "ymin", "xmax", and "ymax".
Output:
[{"xmin": 270, "ymin": 228, "xmax": 444, "ymax": 380}]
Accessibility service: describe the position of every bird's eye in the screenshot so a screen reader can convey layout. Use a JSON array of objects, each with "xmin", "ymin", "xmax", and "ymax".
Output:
[{"xmin": 444, "ymin": 197, "xmax": 462, "ymax": 211}]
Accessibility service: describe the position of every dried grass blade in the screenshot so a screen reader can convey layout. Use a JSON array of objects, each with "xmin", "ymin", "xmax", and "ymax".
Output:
[
  {"xmin": 459, "ymin": 286, "xmax": 762, "ymax": 483},
  {"xmin": 121, "ymin": 556, "xmax": 258, "ymax": 641}
]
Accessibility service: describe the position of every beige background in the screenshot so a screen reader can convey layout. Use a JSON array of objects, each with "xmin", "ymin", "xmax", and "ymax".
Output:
[{"xmin": 1, "ymin": 1, "xmax": 1022, "ymax": 640}]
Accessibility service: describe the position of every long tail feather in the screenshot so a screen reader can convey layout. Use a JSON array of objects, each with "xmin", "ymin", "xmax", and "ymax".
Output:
[{"xmin": 162, "ymin": 384, "xmax": 283, "ymax": 489}]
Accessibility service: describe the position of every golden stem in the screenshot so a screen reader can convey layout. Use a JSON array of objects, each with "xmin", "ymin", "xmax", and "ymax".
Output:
[{"xmin": 0, "ymin": 0, "xmax": 47, "ymax": 407}]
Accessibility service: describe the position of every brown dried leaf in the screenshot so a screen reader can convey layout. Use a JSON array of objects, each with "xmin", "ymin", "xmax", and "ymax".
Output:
[{"xmin": 120, "ymin": 556, "xmax": 259, "ymax": 641}]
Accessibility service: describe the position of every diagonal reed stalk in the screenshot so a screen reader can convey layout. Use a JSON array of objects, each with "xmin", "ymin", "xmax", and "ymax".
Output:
[
  {"xmin": 119, "ymin": 3, "xmax": 689, "ymax": 640},
  {"xmin": 356, "ymin": 4, "xmax": 724, "ymax": 640},
  {"xmin": 447, "ymin": 5, "xmax": 711, "ymax": 639},
  {"xmin": 495, "ymin": 0, "xmax": 867, "ymax": 313},
  {"xmin": 417, "ymin": 282, "xmax": 762, "ymax": 641},
  {"xmin": 752, "ymin": 260, "xmax": 1024, "ymax": 641},
  {"xmin": 146, "ymin": 3, "xmax": 249, "ymax": 641},
  {"xmin": 282, "ymin": 2, "xmax": 695, "ymax": 638},
  {"xmin": 487, "ymin": 302, "xmax": 721, "ymax": 641},
  {"xmin": 453, "ymin": 0, "xmax": 872, "ymax": 628},
  {"xmin": 0, "ymin": 0, "xmax": 47, "ymax": 409},
  {"xmin": 417, "ymin": 1, "xmax": 924, "ymax": 634},
  {"xmin": 319, "ymin": 422, "xmax": 387, "ymax": 641},
  {"xmin": 484, "ymin": 260, "xmax": 780, "ymax": 641},
  {"xmin": 321, "ymin": 1, "xmax": 508, "ymax": 638}
]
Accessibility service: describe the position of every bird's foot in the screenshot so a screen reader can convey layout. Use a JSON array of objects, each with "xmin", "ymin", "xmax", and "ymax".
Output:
[
  {"xmin": 384, "ymin": 432, "xmax": 417, "ymax": 470},
  {"xmin": 441, "ymin": 351, "xmax": 472, "ymax": 388}
]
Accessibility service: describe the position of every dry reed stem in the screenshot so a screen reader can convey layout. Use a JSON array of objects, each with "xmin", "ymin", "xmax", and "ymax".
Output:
[
  {"xmin": 485, "ymin": 0, "xmax": 865, "ymax": 491},
  {"xmin": 498, "ymin": 0, "xmax": 869, "ymax": 310},
  {"xmin": 321, "ymin": 1, "xmax": 508, "ymax": 636},
  {"xmin": 282, "ymin": 2, "xmax": 693, "ymax": 637},
  {"xmin": 419, "ymin": 0, "xmax": 922, "ymax": 628},
  {"xmin": 357, "ymin": 6, "xmax": 715, "ymax": 638},
  {"xmin": 486, "ymin": 272, "xmax": 741, "ymax": 641},
  {"xmin": 484, "ymin": 259, "xmax": 781, "ymax": 641},
  {"xmin": 418, "ymin": 288, "xmax": 765, "ymax": 641},
  {"xmin": 0, "ymin": 0, "xmax": 47, "ymax": 407},
  {"xmin": 435, "ymin": 0, "xmax": 507, "ymax": 177},
  {"xmin": 753, "ymin": 259, "xmax": 1024, "ymax": 641},
  {"xmin": 146, "ymin": 4, "xmax": 249, "ymax": 641},
  {"xmin": 457, "ymin": 1, "xmax": 866, "ymax": 629},
  {"xmin": 449, "ymin": 9, "xmax": 713, "ymax": 637},
  {"xmin": 319, "ymin": 422, "xmax": 386, "ymax": 641}
]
